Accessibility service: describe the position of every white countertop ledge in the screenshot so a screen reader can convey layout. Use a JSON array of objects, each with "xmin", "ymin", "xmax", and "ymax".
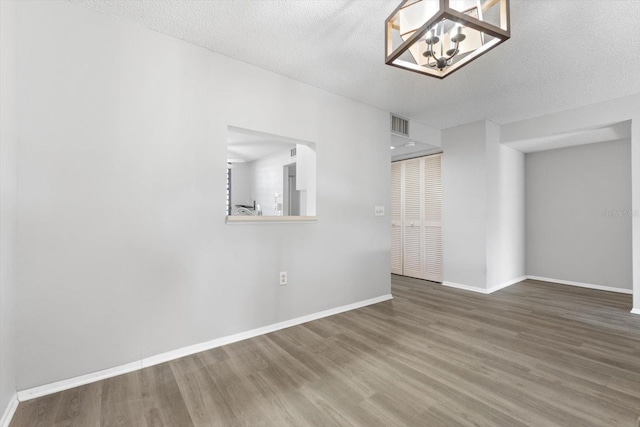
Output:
[{"xmin": 226, "ymin": 216, "xmax": 318, "ymax": 224}]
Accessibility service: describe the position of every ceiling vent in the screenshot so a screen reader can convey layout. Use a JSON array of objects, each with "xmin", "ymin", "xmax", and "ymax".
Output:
[{"xmin": 391, "ymin": 114, "xmax": 409, "ymax": 137}]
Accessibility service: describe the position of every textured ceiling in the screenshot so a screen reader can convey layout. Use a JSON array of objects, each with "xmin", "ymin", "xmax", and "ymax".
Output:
[{"xmin": 71, "ymin": 0, "xmax": 640, "ymax": 130}]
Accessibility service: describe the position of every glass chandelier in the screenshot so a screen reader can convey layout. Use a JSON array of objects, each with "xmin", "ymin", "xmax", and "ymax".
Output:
[{"xmin": 385, "ymin": 0, "xmax": 510, "ymax": 79}]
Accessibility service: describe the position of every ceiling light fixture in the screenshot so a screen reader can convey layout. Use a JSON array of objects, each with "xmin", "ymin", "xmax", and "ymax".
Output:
[{"xmin": 385, "ymin": 0, "xmax": 510, "ymax": 79}]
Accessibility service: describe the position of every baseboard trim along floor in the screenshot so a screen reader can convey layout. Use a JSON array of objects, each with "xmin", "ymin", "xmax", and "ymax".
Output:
[
  {"xmin": 442, "ymin": 281, "xmax": 490, "ymax": 294},
  {"xmin": 11, "ymin": 276, "xmax": 640, "ymax": 425},
  {"xmin": 527, "ymin": 275, "xmax": 633, "ymax": 295},
  {"xmin": 0, "ymin": 394, "xmax": 18, "ymax": 427},
  {"xmin": 443, "ymin": 276, "xmax": 527, "ymax": 294},
  {"xmin": 16, "ymin": 293, "xmax": 393, "ymax": 403},
  {"xmin": 488, "ymin": 276, "xmax": 528, "ymax": 294},
  {"xmin": 443, "ymin": 275, "xmax": 633, "ymax": 299}
]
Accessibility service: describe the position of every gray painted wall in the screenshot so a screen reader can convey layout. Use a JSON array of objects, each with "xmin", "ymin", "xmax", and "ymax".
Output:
[
  {"xmin": 501, "ymin": 94, "xmax": 640, "ymax": 310},
  {"xmin": 486, "ymin": 121, "xmax": 526, "ymax": 289},
  {"xmin": 442, "ymin": 121, "xmax": 488, "ymax": 289},
  {"xmin": 12, "ymin": 0, "xmax": 391, "ymax": 390},
  {"xmin": 0, "ymin": 0, "xmax": 18, "ymax": 415},
  {"xmin": 526, "ymin": 139, "xmax": 633, "ymax": 290},
  {"xmin": 442, "ymin": 120, "xmax": 526, "ymax": 291}
]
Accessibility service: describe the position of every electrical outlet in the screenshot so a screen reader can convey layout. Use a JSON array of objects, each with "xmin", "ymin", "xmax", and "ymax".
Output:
[
  {"xmin": 375, "ymin": 206, "xmax": 385, "ymax": 216},
  {"xmin": 279, "ymin": 271, "xmax": 287, "ymax": 286}
]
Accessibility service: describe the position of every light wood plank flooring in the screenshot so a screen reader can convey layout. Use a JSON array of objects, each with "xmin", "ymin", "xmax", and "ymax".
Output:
[{"xmin": 11, "ymin": 276, "xmax": 640, "ymax": 426}]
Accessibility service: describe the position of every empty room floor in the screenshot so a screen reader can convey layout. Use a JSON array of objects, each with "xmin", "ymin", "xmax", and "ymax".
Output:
[{"xmin": 11, "ymin": 276, "xmax": 640, "ymax": 426}]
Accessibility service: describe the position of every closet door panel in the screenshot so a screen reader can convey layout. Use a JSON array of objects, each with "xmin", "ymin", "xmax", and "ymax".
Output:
[
  {"xmin": 403, "ymin": 159, "xmax": 421, "ymax": 220},
  {"xmin": 423, "ymin": 154, "xmax": 443, "ymax": 282},
  {"xmin": 403, "ymin": 223, "xmax": 422, "ymax": 278},
  {"xmin": 392, "ymin": 153, "xmax": 442, "ymax": 282},
  {"xmin": 390, "ymin": 162, "xmax": 403, "ymax": 275},
  {"xmin": 391, "ymin": 225, "xmax": 403, "ymax": 274},
  {"xmin": 423, "ymin": 155, "xmax": 442, "ymax": 222},
  {"xmin": 403, "ymin": 158, "xmax": 424, "ymax": 279},
  {"xmin": 424, "ymin": 225, "xmax": 443, "ymax": 282}
]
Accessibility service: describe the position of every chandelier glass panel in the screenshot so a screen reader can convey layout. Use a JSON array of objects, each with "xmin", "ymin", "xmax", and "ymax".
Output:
[{"xmin": 385, "ymin": 0, "xmax": 510, "ymax": 79}]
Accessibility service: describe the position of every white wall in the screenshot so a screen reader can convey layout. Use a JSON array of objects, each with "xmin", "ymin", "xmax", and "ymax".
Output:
[
  {"xmin": 442, "ymin": 120, "xmax": 526, "ymax": 292},
  {"xmin": 229, "ymin": 145, "xmax": 315, "ymax": 216},
  {"xmin": 12, "ymin": 0, "xmax": 391, "ymax": 390},
  {"xmin": 391, "ymin": 120, "xmax": 442, "ymax": 161},
  {"xmin": 411, "ymin": 121, "xmax": 441, "ymax": 148},
  {"xmin": 442, "ymin": 121, "xmax": 489, "ymax": 289},
  {"xmin": 486, "ymin": 121, "xmax": 526, "ymax": 289},
  {"xmin": 249, "ymin": 147, "xmax": 292, "ymax": 216},
  {"xmin": 526, "ymin": 140, "xmax": 632, "ymax": 290},
  {"xmin": 0, "ymin": 0, "xmax": 18, "ymax": 416},
  {"xmin": 634, "ymin": 118, "xmax": 640, "ymax": 310},
  {"xmin": 295, "ymin": 144, "xmax": 316, "ymax": 216},
  {"xmin": 229, "ymin": 163, "xmax": 253, "ymax": 214}
]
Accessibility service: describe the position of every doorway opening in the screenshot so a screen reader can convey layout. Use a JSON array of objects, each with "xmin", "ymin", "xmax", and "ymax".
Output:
[
  {"xmin": 283, "ymin": 163, "xmax": 301, "ymax": 216},
  {"xmin": 391, "ymin": 153, "xmax": 443, "ymax": 283}
]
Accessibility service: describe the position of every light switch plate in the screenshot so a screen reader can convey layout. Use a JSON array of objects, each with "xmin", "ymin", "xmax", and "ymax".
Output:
[{"xmin": 375, "ymin": 206, "xmax": 385, "ymax": 216}]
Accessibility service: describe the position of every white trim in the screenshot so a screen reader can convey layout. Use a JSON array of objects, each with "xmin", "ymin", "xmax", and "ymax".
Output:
[
  {"xmin": 526, "ymin": 276, "xmax": 633, "ymax": 294},
  {"xmin": 17, "ymin": 361, "xmax": 142, "ymax": 402},
  {"xmin": 226, "ymin": 216, "xmax": 317, "ymax": 224},
  {"xmin": 487, "ymin": 276, "xmax": 527, "ymax": 294},
  {"xmin": 0, "ymin": 394, "xmax": 18, "ymax": 427},
  {"xmin": 17, "ymin": 294, "xmax": 393, "ymax": 402},
  {"xmin": 443, "ymin": 277, "xmax": 527, "ymax": 295},
  {"xmin": 141, "ymin": 294, "xmax": 392, "ymax": 368},
  {"xmin": 442, "ymin": 281, "xmax": 490, "ymax": 294},
  {"xmin": 630, "ymin": 308, "xmax": 640, "ymax": 315}
]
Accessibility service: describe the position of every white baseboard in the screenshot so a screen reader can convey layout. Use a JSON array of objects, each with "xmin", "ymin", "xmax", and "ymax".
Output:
[
  {"xmin": 17, "ymin": 361, "xmax": 143, "ymax": 402},
  {"xmin": 526, "ymin": 276, "xmax": 633, "ymax": 294},
  {"xmin": 0, "ymin": 394, "xmax": 18, "ymax": 427},
  {"xmin": 17, "ymin": 293, "xmax": 393, "ymax": 402},
  {"xmin": 487, "ymin": 276, "xmax": 527, "ymax": 294},
  {"xmin": 139, "ymin": 293, "xmax": 393, "ymax": 370},
  {"xmin": 443, "ymin": 276, "xmax": 527, "ymax": 295},
  {"xmin": 442, "ymin": 281, "xmax": 490, "ymax": 294},
  {"xmin": 631, "ymin": 308, "xmax": 640, "ymax": 315}
]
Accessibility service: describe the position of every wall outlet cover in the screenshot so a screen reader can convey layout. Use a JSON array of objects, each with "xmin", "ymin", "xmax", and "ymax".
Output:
[
  {"xmin": 279, "ymin": 271, "xmax": 287, "ymax": 286},
  {"xmin": 375, "ymin": 206, "xmax": 385, "ymax": 216}
]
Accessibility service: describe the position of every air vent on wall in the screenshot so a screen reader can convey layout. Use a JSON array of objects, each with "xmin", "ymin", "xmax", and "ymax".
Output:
[
  {"xmin": 391, "ymin": 114, "xmax": 409, "ymax": 137},
  {"xmin": 290, "ymin": 147, "xmax": 297, "ymax": 157}
]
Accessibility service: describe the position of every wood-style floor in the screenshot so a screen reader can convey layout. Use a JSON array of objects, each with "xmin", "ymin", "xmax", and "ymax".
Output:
[{"xmin": 11, "ymin": 276, "xmax": 640, "ymax": 427}]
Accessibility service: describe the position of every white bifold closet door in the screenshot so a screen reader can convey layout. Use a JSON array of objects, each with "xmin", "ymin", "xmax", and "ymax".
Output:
[
  {"xmin": 390, "ymin": 162, "xmax": 403, "ymax": 275},
  {"xmin": 403, "ymin": 158, "xmax": 423, "ymax": 278},
  {"xmin": 390, "ymin": 153, "xmax": 442, "ymax": 282}
]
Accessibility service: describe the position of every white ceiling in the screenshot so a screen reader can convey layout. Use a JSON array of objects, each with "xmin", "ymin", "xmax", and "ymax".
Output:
[{"xmin": 71, "ymin": 0, "xmax": 640, "ymax": 130}]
